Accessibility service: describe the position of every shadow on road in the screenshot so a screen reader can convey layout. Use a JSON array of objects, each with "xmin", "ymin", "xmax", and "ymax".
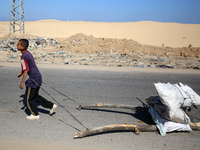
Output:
[
  {"xmin": 81, "ymin": 106, "xmax": 154, "ymax": 125},
  {"xmin": 19, "ymin": 94, "xmax": 52, "ymax": 115}
]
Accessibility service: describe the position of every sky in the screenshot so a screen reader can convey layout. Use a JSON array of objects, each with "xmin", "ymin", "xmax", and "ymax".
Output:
[{"xmin": 1, "ymin": 0, "xmax": 200, "ymax": 24}]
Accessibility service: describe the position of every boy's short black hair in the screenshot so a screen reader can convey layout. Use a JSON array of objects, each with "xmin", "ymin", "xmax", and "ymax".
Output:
[{"xmin": 19, "ymin": 39, "xmax": 29, "ymax": 50}]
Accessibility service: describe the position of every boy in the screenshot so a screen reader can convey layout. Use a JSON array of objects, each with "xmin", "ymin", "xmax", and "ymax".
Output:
[{"xmin": 17, "ymin": 39, "xmax": 57, "ymax": 120}]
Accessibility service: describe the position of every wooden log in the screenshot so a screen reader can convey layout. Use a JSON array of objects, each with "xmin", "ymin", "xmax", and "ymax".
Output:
[
  {"xmin": 74, "ymin": 123, "xmax": 157, "ymax": 139},
  {"xmin": 74, "ymin": 122, "xmax": 200, "ymax": 139},
  {"xmin": 77, "ymin": 103, "xmax": 138, "ymax": 110},
  {"xmin": 189, "ymin": 122, "xmax": 200, "ymax": 130}
]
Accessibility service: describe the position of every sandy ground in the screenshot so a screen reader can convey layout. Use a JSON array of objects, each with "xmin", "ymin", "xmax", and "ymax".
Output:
[{"xmin": 1, "ymin": 20, "xmax": 200, "ymax": 48}]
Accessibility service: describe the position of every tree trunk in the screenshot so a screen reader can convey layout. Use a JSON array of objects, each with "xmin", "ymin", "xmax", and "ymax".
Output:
[
  {"xmin": 189, "ymin": 122, "xmax": 200, "ymax": 130},
  {"xmin": 74, "ymin": 122, "xmax": 200, "ymax": 139},
  {"xmin": 77, "ymin": 103, "xmax": 138, "ymax": 110},
  {"xmin": 74, "ymin": 124, "xmax": 156, "ymax": 138}
]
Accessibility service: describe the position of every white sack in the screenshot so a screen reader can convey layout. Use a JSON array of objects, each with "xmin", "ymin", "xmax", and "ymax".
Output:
[
  {"xmin": 149, "ymin": 106, "xmax": 192, "ymax": 136},
  {"xmin": 147, "ymin": 96, "xmax": 190, "ymax": 123},
  {"xmin": 153, "ymin": 82, "xmax": 200, "ymax": 123},
  {"xmin": 179, "ymin": 82, "xmax": 200, "ymax": 106},
  {"xmin": 154, "ymin": 82, "xmax": 184, "ymax": 118},
  {"xmin": 174, "ymin": 83, "xmax": 193, "ymax": 107},
  {"xmin": 171, "ymin": 108, "xmax": 190, "ymax": 123}
]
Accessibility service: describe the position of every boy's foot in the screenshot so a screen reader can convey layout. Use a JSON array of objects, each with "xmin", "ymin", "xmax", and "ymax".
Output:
[
  {"xmin": 49, "ymin": 104, "xmax": 57, "ymax": 115},
  {"xmin": 26, "ymin": 114, "xmax": 40, "ymax": 120}
]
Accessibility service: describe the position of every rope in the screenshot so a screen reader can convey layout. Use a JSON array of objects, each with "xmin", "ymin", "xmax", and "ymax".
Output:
[
  {"xmin": 51, "ymin": 115, "xmax": 81, "ymax": 131},
  {"xmin": 30, "ymin": 79, "xmax": 88, "ymax": 130},
  {"xmin": 42, "ymin": 81, "xmax": 80, "ymax": 105}
]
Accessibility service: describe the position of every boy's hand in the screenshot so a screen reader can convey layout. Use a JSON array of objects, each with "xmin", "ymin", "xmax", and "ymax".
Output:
[
  {"xmin": 19, "ymin": 82, "xmax": 24, "ymax": 89},
  {"xmin": 17, "ymin": 73, "xmax": 22, "ymax": 79},
  {"xmin": 18, "ymin": 70, "xmax": 27, "ymax": 90}
]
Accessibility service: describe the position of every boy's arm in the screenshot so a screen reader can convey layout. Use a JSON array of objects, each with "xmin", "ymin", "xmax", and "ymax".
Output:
[
  {"xmin": 19, "ymin": 70, "xmax": 28, "ymax": 89},
  {"xmin": 17, "ymin": 72, "xmax": 23, "ymax": 78},
  {"xmin": 18, "ymin": 58, "xmax": 30, "ymax": 89}
]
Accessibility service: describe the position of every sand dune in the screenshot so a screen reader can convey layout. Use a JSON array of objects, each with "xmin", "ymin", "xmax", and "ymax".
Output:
[{"xmin": 0, "ymin": 20, "xmax": 200, "ymax": 48}]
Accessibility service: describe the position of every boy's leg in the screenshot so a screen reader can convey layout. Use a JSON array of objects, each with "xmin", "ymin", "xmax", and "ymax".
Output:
[
  {"xmin": 34, "ymin": 87, "xmax": 54, "ymax": 109},
  {"xmin": 24, "ymin": 87, "xmax": 39, "ymax": 116}
]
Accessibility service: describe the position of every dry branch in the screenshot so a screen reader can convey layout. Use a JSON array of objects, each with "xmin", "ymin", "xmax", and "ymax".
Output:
[
  {"xmin": 74, "ymin": 122, "xmax": 200, "ymax": 139},
  {"xmin": 74, "ymin": 123, "xmax": 156, "ymax": 138},
  {"xmin": 189, "ymin": 122, "xmax": 200, "ymax": 130},
  {"xmin": 77, "ymin": 103, "xmax": 138, "ymax": 110}
]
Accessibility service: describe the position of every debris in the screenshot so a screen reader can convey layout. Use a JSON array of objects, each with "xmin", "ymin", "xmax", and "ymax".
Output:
[
  {"xmin": 0, "ymin": 34, "xmax": 199, "ymax": 69},
  {"xmin": 193, "ymin": 66, "xmax": 200, "ymax": 70},
  {"xmin": 156, "ymin": 65, "xmax": 173, "ymax": 69}
]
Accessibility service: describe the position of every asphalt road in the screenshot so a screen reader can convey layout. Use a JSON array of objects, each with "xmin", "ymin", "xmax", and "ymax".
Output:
[{"xmin": 0, "ymin": 66, "xmax": 200, "ymax": 150}]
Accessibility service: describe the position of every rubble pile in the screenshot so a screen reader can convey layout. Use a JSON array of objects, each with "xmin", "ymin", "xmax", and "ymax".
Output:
[
  {"xmin": 0, "ymin": 36, "xmax": 60, "ymax": 51},
  {"xmin": 0, "ymin": 36, "xmax": 60, "ymax": 63},
  {"xmin": 0, "ymin": 33, "xmax": 199, "ymax": 70}
]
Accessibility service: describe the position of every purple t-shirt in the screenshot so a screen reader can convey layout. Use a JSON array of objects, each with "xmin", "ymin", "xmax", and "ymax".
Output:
[{"xmin": 21, "ymin": 50, "xmax": 42, "ymax": 88}]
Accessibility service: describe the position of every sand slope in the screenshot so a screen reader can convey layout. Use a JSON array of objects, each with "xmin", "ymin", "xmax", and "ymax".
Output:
[{"xmin": 1, "ymin": 20, "xmax": 200, "ymax": 48}]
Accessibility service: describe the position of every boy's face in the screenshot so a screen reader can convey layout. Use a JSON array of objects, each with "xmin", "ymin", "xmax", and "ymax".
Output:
[{"xmin": 17, "ymin": 41, "xmax": 25, "ymax": 51}]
